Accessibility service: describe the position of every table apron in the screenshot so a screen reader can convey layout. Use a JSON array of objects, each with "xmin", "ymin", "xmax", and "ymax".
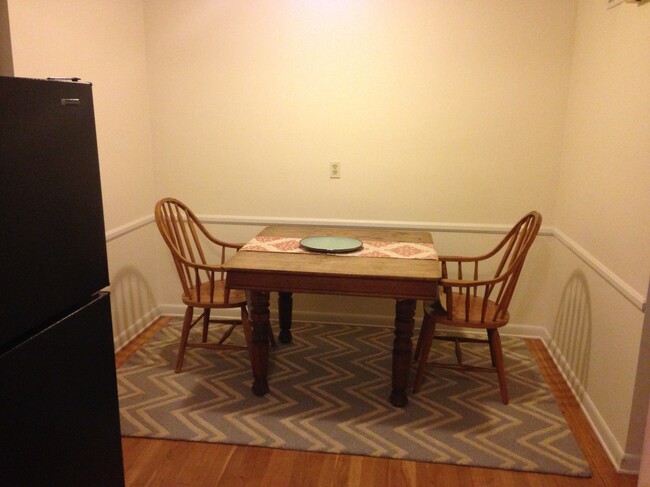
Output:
[{"xmin": 225, "ymin": 271, "xmax": 438, "ymax": 300}]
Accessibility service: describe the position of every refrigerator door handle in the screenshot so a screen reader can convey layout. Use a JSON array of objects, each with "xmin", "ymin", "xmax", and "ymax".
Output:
[{"xmin": 61, "ymin": 98, "xmax": 81, "ymax": 106}]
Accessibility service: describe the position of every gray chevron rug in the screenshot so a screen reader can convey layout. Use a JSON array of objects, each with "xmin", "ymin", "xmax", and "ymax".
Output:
[{"xmin": 117, "ymin": 320, "xmax": 591, "ymax": 477}]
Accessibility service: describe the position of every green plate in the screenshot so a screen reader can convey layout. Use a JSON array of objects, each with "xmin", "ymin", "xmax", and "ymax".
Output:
[{"xmin": 299, "ymin": 236, "xmax": 363, "ymax": 254}]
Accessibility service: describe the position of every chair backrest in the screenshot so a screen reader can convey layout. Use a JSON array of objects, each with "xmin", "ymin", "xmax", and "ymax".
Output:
[
  {"xmin": 155, "ymin": 197, "xmax": 231, "ymax": 302},
  {"xmin": 442, "ymin": 211, "xmax": 542, "ymax": 324}
]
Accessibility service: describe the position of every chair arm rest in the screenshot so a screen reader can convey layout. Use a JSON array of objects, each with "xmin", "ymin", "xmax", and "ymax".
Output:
[
  {"xmin": 173, "ymin": 253, "xmax": 225, "ymax": 273},
  {"xmin": 439, "ymin": 254, "xmax": 489, "ymax": 264},
  {"xmin": 441, "ymin": 275, "xmax": 507, "ymax": 289},
  {"xmin": 203, "ymin": 233, "xmax": 245, "ymax": 250}
]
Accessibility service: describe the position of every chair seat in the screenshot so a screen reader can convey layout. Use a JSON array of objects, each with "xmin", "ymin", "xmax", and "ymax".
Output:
[
  {"xmin": 425, "ymin": 292, "xmax": 509, "ymax": 329},
  {"xmin": 183, "ymin": 280, "xmax": 247, "ymax": 308}
]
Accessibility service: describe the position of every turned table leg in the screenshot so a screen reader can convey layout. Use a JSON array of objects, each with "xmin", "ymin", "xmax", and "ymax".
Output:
[
  {"xmin": 249, "ymin": 290, "xmax": 270, "ymax": 396},
  {"xmin": 278, "ymin": 291, "xmax": 293, "ymax": 344},
  {"xmin": 390, "ymin": 299, "xmax": 416, "ymax": 407}
]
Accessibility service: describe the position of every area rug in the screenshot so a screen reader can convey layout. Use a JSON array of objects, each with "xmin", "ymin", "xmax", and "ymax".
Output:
[{"xmin": 117, "ymin": 320, "xmax": 591, "ymax": 477}]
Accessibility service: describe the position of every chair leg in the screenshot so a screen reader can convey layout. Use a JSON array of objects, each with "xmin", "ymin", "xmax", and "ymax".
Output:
[
  {"xmin": 241, "ymin": 306, "xmax": 251, "ymax": 343},
  {"xmin": 241, "ymin": 305, "xmax": 253, "ymax": 362},
  {"xmin": 488, "ymin": 328, "xmax": 508, "ymax": 405},
  {"xmin": 202, "ymin": 308, "xmax": 211, "ymax": 343},
  {"xmin": 487, "ymin": 329, "xmax": 497, "ymax": 367},
  {"xmin": 454, "ymin": 339, "xmax": 463, "ymax": 365},
  {"xmin": 267, "ymin": 323, "xmax": 277, "ymax": 347},
  {"xmin": 414, "ymin": 314, "xmax": 428, "ymax": 361},
  {"xmin": 176, "ymin": 306, "xmax": 194, "ymax": 373},
  {"xmin": 413, "ymin": 314, "xmax": 437, "ymax": 393}
]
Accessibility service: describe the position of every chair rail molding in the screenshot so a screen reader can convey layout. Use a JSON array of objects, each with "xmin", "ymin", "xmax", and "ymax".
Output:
[
  {"xmin": 199, "ymin": 214, "xmax": 556, "ymax": 236},
  {"xmin": 553, "ymin": 227, "xmax": 646, "ymax": 312},
  {"xmin": 106, "ymin": 214, "xmax": 154, "ymax": 242},
  {"xmin": 105, "ymin": 213, "xmax": 646, "ymax": 312}
]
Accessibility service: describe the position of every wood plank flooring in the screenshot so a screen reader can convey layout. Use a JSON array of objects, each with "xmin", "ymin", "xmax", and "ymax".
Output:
[{"xmin": 116, "ymin": 317, "xmax": 638, "ymax": 487}]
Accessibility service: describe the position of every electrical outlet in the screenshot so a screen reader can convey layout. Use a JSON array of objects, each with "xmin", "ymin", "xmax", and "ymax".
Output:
[{"xmin": 330, "ymin": 161, "xmax": 341, "ymax": 179}]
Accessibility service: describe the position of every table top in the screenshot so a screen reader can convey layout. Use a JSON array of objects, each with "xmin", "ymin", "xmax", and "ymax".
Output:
[{"xmin": 223, "ymin": 225, "xmax": 441, "ymax": 300}]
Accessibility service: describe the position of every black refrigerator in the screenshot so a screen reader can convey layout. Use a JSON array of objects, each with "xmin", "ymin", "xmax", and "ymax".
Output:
[{"xmin": 0, "ymin": 77, "xmax": 125, "ymax": 486}]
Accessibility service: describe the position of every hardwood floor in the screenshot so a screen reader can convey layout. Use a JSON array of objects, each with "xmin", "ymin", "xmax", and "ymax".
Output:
[{"xmin": 117, "ymin": 317, "xmax": 638, "ymax": 487}]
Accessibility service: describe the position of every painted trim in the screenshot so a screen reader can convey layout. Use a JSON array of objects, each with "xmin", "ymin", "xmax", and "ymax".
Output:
[
  {"xmin": 544, "ymin": 333, "xmax": 630, "ymax": 472},
  {"xmin": 107, "ymin": 213, "xmax": 645, "ymax": 312},
  {"xmin": 198, "ymin": 213, "xmax": 556, "ymax": 236},
  {"xmin": 113, "ymin": 307, "xmax": 161, "ymax": 351},
  {"xmin": 553, "ymin": 228, "xmax": 646, "ymax": 312},
  {"xmin": 105, "ymin": 214, "xmax": 154, "ymax": 242},
  {"xmin": 156, "ymin": 304, "xmax": 551, "ymax": 334}
]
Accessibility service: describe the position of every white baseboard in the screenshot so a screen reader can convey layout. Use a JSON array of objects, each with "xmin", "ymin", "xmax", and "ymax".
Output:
[
  {"xmin": 113, "ymin": 307, "xmax": 163, "ymax": 352},
  {"xmin": 620, "ymin": 453, "xmax": 642, "ymax": 475},
  {"xmin": 543, "ymin": 334, "xmax": 635, "ymax": 473},
  {"xmin": 159, "ymin": 304, "xmax": 410, "ymax": 327},
  {"xmin": 553, "ymin": 228, "xmax": 645, "ymax": 312}
]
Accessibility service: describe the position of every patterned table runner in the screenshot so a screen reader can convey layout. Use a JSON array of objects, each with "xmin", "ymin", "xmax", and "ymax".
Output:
[{"xmin": 240, "ymin": 236, "xmax": 438, "ymax": 260}]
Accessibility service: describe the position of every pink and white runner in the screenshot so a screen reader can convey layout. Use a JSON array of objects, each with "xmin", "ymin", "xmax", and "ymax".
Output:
[{"xmin": 241, "ymin": 236, "xmax": 438, "ymax": 260}]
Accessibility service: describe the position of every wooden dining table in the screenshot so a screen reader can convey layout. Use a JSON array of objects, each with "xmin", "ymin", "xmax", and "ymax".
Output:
[{"xmin": 223, "ymin": 225, "xmax": 441, "ymax": 407}]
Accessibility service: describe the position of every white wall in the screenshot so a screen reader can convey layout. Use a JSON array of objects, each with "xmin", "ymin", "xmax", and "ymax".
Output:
[
  {"xmin": 6, "ymin": 0, "xmax": 160, "ymax": 343},
  {"xmin": 144, "ymin": 0, "xmax": 575, "ymax": 223},
  {"xmin": 144, "ymin": 0, "xmax": 575, "ymax": 333},
  {"xmin": 5, "ymin": 0, "xmax": 649, "ymax": 473},
  {"xmin": 555, "ymin": 0, "xmax": 650, "ymax": 295},
  {"xmin": 552, "ymin": 0, "xmax": 650, "ymax": 470}
]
